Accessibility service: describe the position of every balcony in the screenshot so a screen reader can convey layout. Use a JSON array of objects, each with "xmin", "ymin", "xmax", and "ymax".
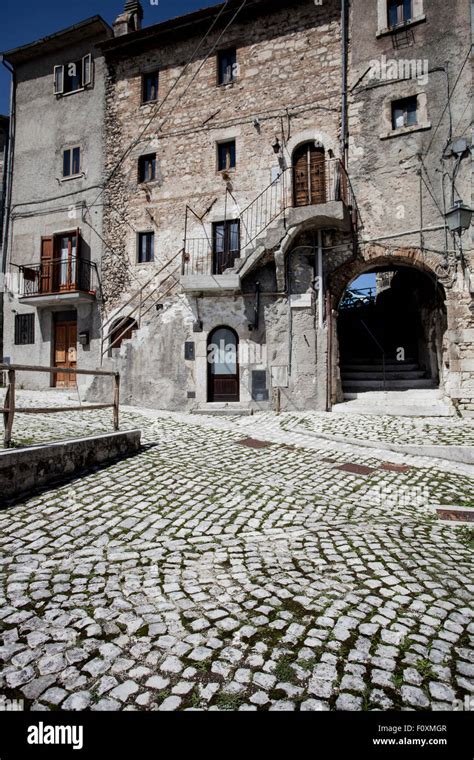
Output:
[
  {"xmin": 17, "ymin": 257, "xmax": 99, "ymax": 307},
  {"xmin": 180, "ymin": 159, "xmax": 357, "ymax": 292}
]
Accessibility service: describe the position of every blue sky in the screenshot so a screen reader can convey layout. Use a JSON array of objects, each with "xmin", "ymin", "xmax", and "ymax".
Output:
[{"xmin": 0, "ymin": 0, "xmax": 219, "ymax": 114}]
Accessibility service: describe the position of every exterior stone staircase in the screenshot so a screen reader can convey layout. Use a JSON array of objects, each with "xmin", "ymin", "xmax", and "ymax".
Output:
[{"xmin": 341, "ymin": 357, "xmax": 438, "ymax": 393}]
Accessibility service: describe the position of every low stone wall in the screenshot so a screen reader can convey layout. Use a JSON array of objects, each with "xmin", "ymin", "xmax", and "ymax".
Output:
[{"xmin": 0, "ymin": 430, "xmax": 142, "ymax": 505}]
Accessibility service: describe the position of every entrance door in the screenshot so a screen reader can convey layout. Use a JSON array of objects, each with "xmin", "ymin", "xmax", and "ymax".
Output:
[
  {"xmin": 208, "ymin": 327, "xmax": 240, "ymax": 402},
  {"xmin": 293, "ymin": 143, "xmax": 326, "ymax": 207},
  {"xmin": 54, "ymin": 320, "xmax": 77, "ymax": 387}
]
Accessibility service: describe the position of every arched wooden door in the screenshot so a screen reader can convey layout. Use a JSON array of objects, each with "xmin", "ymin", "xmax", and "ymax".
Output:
[
  {"xmin": 293, "ymin": 143, "xmax": 326, "ymax": 207},
  {"xmin": 207, "ymin": 326, "xmax": 240, "ymax": 402}
]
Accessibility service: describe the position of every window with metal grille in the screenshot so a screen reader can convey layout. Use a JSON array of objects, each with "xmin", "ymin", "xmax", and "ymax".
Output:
[
  {"xmin": 392, "ymin": 96, "xmax": 418, "ymax": 129},
  {"xmin": 138, "ymin": 232, "xmax": 154, "ymax": 263},
  {"xmin": 387, "ymin": 0, "xmax": 412, "ymax": 28},
  {"xmin": 217, "ymin": 48, "xmax": 237, "ymax": 85},
  {"xmin": 14, "ymin": 314, "xmax": 35, "ymax": 345},
  {"xmin": 217, "ymin": 140, "xmax": 236, "ymax": 171},
  {"xmin": 138, "ymin": 153, "xmax": 156, "ymax": 183}
]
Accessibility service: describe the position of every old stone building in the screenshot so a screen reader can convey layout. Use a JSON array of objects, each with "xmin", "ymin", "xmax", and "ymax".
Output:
[
  {"xmin": 1, "ymin": 16, "xmax": 112, "ymax": 389},
  {"xmin": 2, "ymin": 0, "xmax": 473, "ymax": 416},
  {"xmin": 91, "ymin": 0, "xmax": 473, "ymax": 416},
  {"xmin": 93, "ymin": 0, "xmax": 356, "ymax": 412}
]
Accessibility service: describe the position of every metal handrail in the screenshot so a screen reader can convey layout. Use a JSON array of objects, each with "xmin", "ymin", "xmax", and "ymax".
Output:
[
  {"xmin": 16, "ymin": 257, "xmax": 98, "ymax": 297},
  {"xmin": 183, "ymin": 159, "xmax": 357, "ymax": 276},
  {"xmin": 359, "ymin": 319, "xmax": 386, "ymax": 391},
  {"xmin": 100, "ymin": 249, "xmax": 183, "ymax": 361}
]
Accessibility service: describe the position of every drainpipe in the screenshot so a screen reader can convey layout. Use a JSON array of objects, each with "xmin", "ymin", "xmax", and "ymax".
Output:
[
  {"xmin": 1, "ymin": 57, "xmax": 15, "ymax": 363},
  {"xmin": 1, "ymin": 58, "xmax": 15, "ymax": 267},
  {"xmin": 340, "ymin": 0, "xmax": 349, "ymax": 166},
  {"xmin": 317, "ymin": 229, "xmax": 324, "ymax": 329}
]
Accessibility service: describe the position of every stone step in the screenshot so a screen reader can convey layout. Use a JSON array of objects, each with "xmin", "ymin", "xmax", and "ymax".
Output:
[
  {"xmin": 344, "ymin": 389, "xmax": 445, "ymax": 402},
  {"xmin": 342, "ymin": 370, "xmax": 426, "ymax": 381},
  {"xmin": 343, "ymin": 379, "xmax": 438, "ymax": 391},
  {"xmin": 342, "ymin": 363, "xmax": 420, "ymax": 372}
]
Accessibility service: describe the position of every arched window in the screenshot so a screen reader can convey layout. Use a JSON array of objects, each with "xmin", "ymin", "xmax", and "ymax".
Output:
[
  {"xmin": 207, "ymin": 326, "xmax": 240, "ymax": 402},
  {"xmin": 109, "ymin": 317, "xmax": 138, "ymax": 354},
  {"xmin": 292, "ymin": 142, "xmax": 326, "ymax": 207}
]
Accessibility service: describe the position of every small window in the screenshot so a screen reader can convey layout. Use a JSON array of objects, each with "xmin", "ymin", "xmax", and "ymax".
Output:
[
  {"xmin": 53, "ymin": 54, "xmax": 93, "ymax": 96},
  {"xmin": 217, "ymin": 48, "xmax": 237, "ymax": 85},
  {"xmin": 138, "ymin": 153, "xmax": 156, "ymax": 183},
  {"xmin": 15, "ymin": 314, "xmax": 35, "ymax": 345},
  {"xmin": 212, "ymin": 220, "xmax": 240, "ymax": 274},
  {"xmin": 138, "ymin": 232, "xmax": 154, "ymax": 263},
  {"xmin": 217, "ymin": 140, "xmax": 236, "ymax": 171},
  {"xmin": 62, "ymin": 146, "xmax": 81, "ymax": 177},
  {"xmin": 142, "ymin": 71, "xmax": 159, "ymax": 103},
  {"xmin": 392, "ymin": 96, "xmax": 418, "ymax": 129},
  {"xmin": 388, "ymin": 0, "xmax": 413, "ymax": 28}
]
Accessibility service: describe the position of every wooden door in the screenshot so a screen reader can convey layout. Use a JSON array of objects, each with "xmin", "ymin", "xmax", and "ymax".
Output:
[
  {"xmin": 54, "ymin": 321, "xmax": 77, "ymax": 387},
  {"xmin": 40, "ymin": 237, "xmax": 54, "ymax": 294},
  {"xmin": 208, "ymin": 327, "xmax": 240, "ymax": 402},
  {"xmin": 293, "ymin": 144, "xmax": 326, "ymax": 207}
]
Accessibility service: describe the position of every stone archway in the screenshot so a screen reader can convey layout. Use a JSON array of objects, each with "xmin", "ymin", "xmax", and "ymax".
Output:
[{"xmin": 328, "ymin": 247, "xmax": 449, "ymax": 403}]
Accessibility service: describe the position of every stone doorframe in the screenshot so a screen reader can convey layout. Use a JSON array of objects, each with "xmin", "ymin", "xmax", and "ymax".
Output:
[{"xmin": 327, "ymin": 244, "xmax": 452, "ymax": 405}]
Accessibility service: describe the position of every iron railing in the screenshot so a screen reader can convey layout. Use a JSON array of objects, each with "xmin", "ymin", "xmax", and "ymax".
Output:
[
  {"xmin": 339, "ymin": 287, "xmax": 376, "ymax": 310},
  {"xmin": 183, "ymin": 159, "xmax": 356, "ymax": 276},
  {"xmin": 100, "ymin": 248, "xmax": 183, "ymax": 362},
  {"xmin": 18, "ymin": 257, "xmax": 98, "ymax": 298}
]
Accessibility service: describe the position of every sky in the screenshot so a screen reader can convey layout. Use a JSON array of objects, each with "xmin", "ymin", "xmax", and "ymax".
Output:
[{"xmin": 0, "ymin": 0, "xmax": 220, "ymax": 114}]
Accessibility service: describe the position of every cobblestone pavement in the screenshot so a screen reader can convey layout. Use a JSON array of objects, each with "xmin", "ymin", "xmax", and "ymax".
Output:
[{"xmin": 0, "ymin": 392, "xmax": 473, "ymax": 711}]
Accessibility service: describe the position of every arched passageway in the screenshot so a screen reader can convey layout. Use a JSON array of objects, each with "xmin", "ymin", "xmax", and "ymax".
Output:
[{"xmin": 336, "ymin": 266, "xmax": 447, "ymax": 394}]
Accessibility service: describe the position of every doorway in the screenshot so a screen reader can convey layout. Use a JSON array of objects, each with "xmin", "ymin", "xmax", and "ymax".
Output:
[
  {"xmin": 336, "ymin": 267, "xmax": 447, "ymax": 394},
  {"xmin": 53, "ymin": 312, "xmax": 77, "ymax": 388},
  {"xmin": 207, "ymin": 326, "xmax": 240, "ymax": 402},
  {"xmin": 292, "ymin": 143, "xmax": 326, "ymax": 207}
]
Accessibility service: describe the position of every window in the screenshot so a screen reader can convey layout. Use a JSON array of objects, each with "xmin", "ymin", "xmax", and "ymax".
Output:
[
  {"xmin": 142, "ymin": 71, "xmax": 159, "ymax": 103},
  {"xmin": 15, "ymin": 314, "xmax": 35, "ymax": 345},
  {"xmin": 54, "ymin": 54, "xmax": 92, "ymax": 95},
  {"xmin": 388, "ymin": 0, "xmax": 412, "ymax": 28},
  {"xmin": 212, "ymin": 220, "xmax": 240, "ymax": 274},
  {"xmin": 217, "ymin": 48, "xmax": 237, "ymax": 85},
  {"xmin": 138, "ymin": 153, "xmax": 156, "ymax": 183},
  {"xmin": 62, "ymin": 146, "xmax": 81, "ymax": 178},
  {"xmin": 392, "ymin": 96, "xmax": 418, "ymax": 129},
  {"xmin": 217, "ymin": 140, "xmax": 236, "ymax": 171},
  {"xmin": 138, "ymin": 232, "xmax": 154, "ymax": 263}
]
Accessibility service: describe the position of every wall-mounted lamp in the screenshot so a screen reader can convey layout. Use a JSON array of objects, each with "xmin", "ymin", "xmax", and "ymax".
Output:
[
  {"xmin": 272, "ymin": 137, "xmax": 281, "ymax": 154},
  {"xmin": 445, "ymin": 200, "xmax": 473, "ymax": 236}
]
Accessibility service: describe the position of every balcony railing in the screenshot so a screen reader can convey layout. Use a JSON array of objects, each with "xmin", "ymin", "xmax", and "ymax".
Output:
[
  {"xmin": 183, "ymin": 159, "xmax": 357, "ymax": 277},
  {"xmin": 18, "ymin": 257, "xmax": 98, "ymax": 298}
]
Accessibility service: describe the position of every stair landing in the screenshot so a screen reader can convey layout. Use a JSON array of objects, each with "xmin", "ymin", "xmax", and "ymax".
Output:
[{"xmin": 332, "ymin": 390, "xmax": 457, "ymax": 417}]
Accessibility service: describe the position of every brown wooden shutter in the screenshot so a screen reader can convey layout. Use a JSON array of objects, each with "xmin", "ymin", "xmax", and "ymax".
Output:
[
  {"xmin": 40, "ymin": 236, "xmax": 53, "ymax": 294},
  {"xmin": 309, "ymin": 148, "xmax": 326, "ymax": 205}
]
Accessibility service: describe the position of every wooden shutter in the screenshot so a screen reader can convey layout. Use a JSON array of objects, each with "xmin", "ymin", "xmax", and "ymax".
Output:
[
  {"xmin": 309, "ymin": 147, "xmax": 326, "ymax": 205},
  {"xmin": 82, "ymin": 54, "xmax": 92, "ymax": 87},
  {"xmin": 40, "ymin": 236, "xmax": 53, "ymax": 294},
  {"xmin": 54, "ymin": 66, "xmax": 64, "ymax": 95}
]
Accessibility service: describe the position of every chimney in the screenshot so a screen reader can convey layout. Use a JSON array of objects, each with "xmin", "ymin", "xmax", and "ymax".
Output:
[{"xmin": 113, "ymin": 0, "xmax": 144, "ymax": 37}]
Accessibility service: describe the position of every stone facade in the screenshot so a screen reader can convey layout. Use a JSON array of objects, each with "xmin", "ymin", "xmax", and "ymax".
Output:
[
  {"xmin": 1, "ymin": 17, "xmax": 112, "ymax": 392},
  {"xmin": 2, "ymin": 0, "xmax": 473, "ymax": 415}
]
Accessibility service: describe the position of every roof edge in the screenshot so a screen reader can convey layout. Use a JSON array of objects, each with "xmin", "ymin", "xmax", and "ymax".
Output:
[{"xmin": 2, "ymin": 16, "xmax": 112, "ymax": 65}]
